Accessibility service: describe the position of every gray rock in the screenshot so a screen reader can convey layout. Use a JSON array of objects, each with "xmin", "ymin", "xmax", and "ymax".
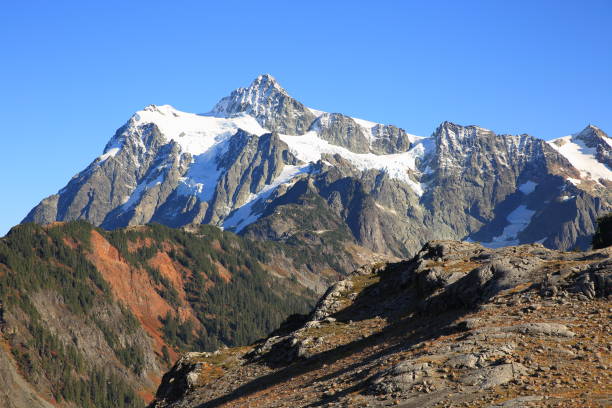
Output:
[
  {"xmin": 154, "ymin": 352, "xmax": 214, "ymax": 404},
  {"xmin": 370, "ymin": 361, "xmax": 434, "ymax": 393},
  {"xmin": 445, "ymin": 353, "xmax": 480, "ymax": 369},
  {"xmin": 309, "ymin": 113, "xmax": 371, "ymax": 153},
  {"xmin": 0, "ymin": 348, "xmax": 55, "ymax": 408},
  {"xmin": 475, "ymin": 323, "xmax": 575, "ymax": 338},
  {"xmin": 311, "ymin": 279, "xmax": 353, "ymax": 321},
  {"xmin": 455, "ymin": 318, "xmax": 483, "ymax": 330},
  {"xmin": 459, "ymin": 363, "xmax": 528, "ymax": 389},
  {"xmin": 370, "ymin": 124, "xmax": 413, "ymax": 154}
]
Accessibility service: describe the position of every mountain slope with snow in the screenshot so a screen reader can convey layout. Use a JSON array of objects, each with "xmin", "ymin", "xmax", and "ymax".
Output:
[
  {"xmin": 24, "ymin": 74, "xmax": 611, "ymax": 254},
  {"xmin": 548, "ymin": 125, "xmax": 612, "ymax": 186}
]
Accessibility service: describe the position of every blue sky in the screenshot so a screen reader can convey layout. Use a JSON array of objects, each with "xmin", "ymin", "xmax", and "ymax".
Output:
[{"xmin": 1, "ymin": 0, "xmax": 611, "ymax": 236}]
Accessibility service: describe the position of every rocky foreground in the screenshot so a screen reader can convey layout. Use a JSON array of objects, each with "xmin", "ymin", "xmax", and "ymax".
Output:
[{"xmin": 149, "ymin": 241, "xmax": 611, "ymax": 408}]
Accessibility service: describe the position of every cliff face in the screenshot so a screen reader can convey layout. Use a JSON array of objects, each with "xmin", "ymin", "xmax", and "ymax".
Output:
[
  {"xmin": 150, "ymin": 241, "xmax": 611, "ymax": 408},
  {"xmin": 0, "ymin": 221, "xmax": 384, "ymax": 408}
]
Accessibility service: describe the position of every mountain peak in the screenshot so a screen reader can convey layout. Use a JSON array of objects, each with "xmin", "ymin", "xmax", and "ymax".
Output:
[
  {"xmin": 251, "ymin": 73, "xmax": 281, "ymax": 87},
  {"xmin": 210, "ymin": 74, "xmax": 291, "ymax": 119},
  {"xmin": 574, "ymin": 123, "xmax": 610, "ymax": 147},
  {"xmin": 245, "ymin": 73, "xmax": 288, "ymax": 97},
  {"xmin": 576, "ymin": 124, "xmax": 600, "ymax": 137},
  {"xmin": 578, "ymin": 124, "xmax": 604, "ymax": 135},
  {"xmin": 435, "ymin": 121, "xmax": 493, "ymax": 145},
  {"xmin": 586, "ymin": 124, "xmax": 602, "ymax": 131}
]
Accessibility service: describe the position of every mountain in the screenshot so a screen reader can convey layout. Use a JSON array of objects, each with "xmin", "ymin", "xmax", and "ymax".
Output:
[
  {"xmin": 24, "ymin": 74, "xmax": 612, "ymax": 256},
  {"xmin": 149, "ymin": 240, "xmax": 612, "ymax": 408},
  {"xmin": 0, "ymin": 221, "xmax": 383, "ymax": 407}
]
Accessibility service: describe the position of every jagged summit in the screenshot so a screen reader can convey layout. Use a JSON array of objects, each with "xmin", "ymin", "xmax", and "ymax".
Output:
[
  {"xmin": 575, "ymin": 123, "xmax": 610, "ymax": 144},
  {"xmin": 433, "ymin": 121, "xmax": 496, "ymax": 148},
  {"xmin": 250, "ymin": 73, "xmax": 284, "ymax": 91},
  {"xmin": 432, "ymin": 121, "xmax": 496, "ymax": 152},
  {"xmin": 210, "ymin": 73, "xmax": 292, "ymax": 119}
]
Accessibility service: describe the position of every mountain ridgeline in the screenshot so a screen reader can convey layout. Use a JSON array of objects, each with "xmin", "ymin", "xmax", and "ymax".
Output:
[
  {"xmin": 0, "ymin": 221, "xmax": 372, "ymax": 407},
  {"xmin": 24, "ymin": 74, "xmax": 612, "ymax": 255}
]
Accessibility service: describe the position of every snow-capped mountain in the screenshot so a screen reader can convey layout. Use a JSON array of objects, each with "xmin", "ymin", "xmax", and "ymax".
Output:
[
  {"xmin": 548, "ymin": 125, "xmax": 612, "ymax": 186},
  {"xmin": 24, "ymin": 74, "xmax": 612, "ymax": 254}
]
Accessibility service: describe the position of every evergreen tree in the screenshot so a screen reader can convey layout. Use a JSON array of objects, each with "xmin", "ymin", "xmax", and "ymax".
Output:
[{"xmin": 592, "ymin": 213, "xmax": 612, "ymax": 249}]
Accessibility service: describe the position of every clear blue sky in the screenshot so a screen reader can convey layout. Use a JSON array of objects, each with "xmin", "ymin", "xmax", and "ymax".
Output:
[{"xmin": 1, "ymin": 0, "xmax": 611, "ymax": 236}]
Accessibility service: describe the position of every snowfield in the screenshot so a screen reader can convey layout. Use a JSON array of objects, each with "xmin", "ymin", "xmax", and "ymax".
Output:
[
  {"xmin": 279, "ymin": 131, "xmax": 429, "ymax": 196},
  {"xmin": 130, "ymin": 104, "xmax": 267, "ymax": 156},
  {"xmin": 482, "ymin": 205, "xmax": 537, "ymax": 249},
  {"xmin": 548, "ymin": 135, "xmax": 612, "ymax": 182}
]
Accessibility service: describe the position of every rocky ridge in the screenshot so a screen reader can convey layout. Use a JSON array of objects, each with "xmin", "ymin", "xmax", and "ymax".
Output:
[{"xmin": 150, "ymin": 240, "xmax": 611, "ymax": 408}]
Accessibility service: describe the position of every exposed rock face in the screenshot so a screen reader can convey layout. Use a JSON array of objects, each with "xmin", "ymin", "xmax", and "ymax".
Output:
[
  {"xmin": 211, "ymin": 74, "xmax": 316, "ymax": 136},
  {"xmin": 424, "ymin": 123, "xmax": 550, "ymax": 235},
  {"xmin": 202, "ymin": 131, "xmax": 299, "ymax": 225},
  {"xmin": 148, "ymin": 241, "xmax": 611, "ymax": 408},
  {"xmin": 24, "ymin": 75, "xmax": 612, "ymax": 254},
  {"xmin": 25, "ymin": 119, "xmax": 187, "ymax": 229},
  {"xmin": 371, "ymin": 123, "xmax": 414, "ymax": 154},
  {"xmin": 309, "ymin": 113, "xmax": 372, "ymax": 153},
  {"xmin": 153, "ymin": 352, "xmax": 214, "ymax": 404}
]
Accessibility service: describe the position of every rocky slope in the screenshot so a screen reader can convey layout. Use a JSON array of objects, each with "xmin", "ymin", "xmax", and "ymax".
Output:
[
  {"xmin": 0, "ymin": 221, "xmax": 384, "ymax": 408},
  {"xmin": 24, "ymin": 75, "xmax": 612, "ymax": 255},
  {"xmin": 149, "ymin": 240, "xmax": 611, "ymax": 408}
]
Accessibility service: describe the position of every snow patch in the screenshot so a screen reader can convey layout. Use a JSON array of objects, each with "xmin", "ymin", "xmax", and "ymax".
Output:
[
  {"xmin": 279, "ymin": 131, "xmax": 431, "ymax": 196},
  {"xmin": 127, "ymin": 105, "xmax": 271, "ymax": 205},
  {"xmin": 131, "ymin": 104, "xmax": 267, "ymax": 156},
  {"xmin": 307, "ymin": 107, "xmax": 325, "ymax": 117},
  {"xmin": 176, "ymin": 140, "xmax": 231, "ymax": 202},
  {"xmin": 547, "ymin": 135, "xmax": 612, "ymax": 182},
  {"xmin": 98, "ymin": 147, "xmax": 120, "ymax": 162},
  {"xmin": 518, "ymin": 181, "xmax": 538, "ymax": 195},
  {"xmin": 481, "ymin": 205, "xmax": 537, "ymax": 248},
  {"xmin": 352, "ymin": 116, "xmax": 378, "ymax": 130}
]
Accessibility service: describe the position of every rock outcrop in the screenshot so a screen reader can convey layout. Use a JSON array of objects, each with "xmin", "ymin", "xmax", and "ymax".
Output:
[{"xmin": 149, "ymin": 240, "xmax": 611, "ymax": 408}]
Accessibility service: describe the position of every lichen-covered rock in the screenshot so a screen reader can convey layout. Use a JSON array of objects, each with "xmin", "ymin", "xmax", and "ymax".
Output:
[
  {"xmin": 499, "ymin": 323, "xmax": 575, "ymax": 338},
  {"xmin": 311, "ymin": 279, "xmax": 354, "ymax": 321},
  {"xmin": 370, "ymin": 361, "xmax": 434, "ymax": 394},
  {"xmin": 459, "ymin": 363, "xmax": 528, "ymax": 389}
]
